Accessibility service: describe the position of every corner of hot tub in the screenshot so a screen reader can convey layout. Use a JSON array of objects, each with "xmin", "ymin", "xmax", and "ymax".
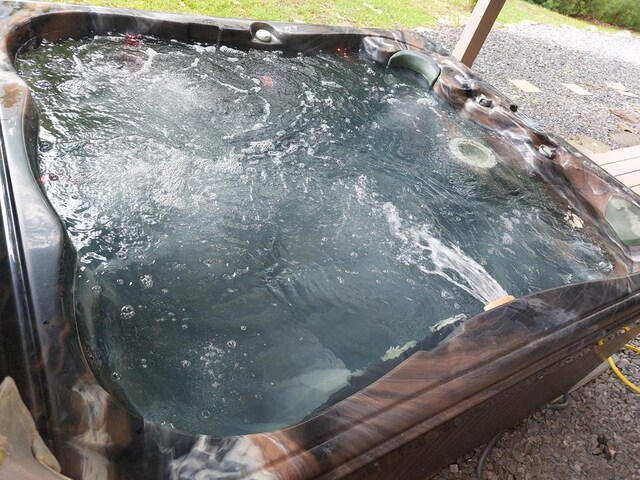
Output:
[
  {"xmin": 0, "ymin": 44, "xmax": 68, "ymax": 425},
  {"xmin": 166, "ymin": 274, "xmax": 640, "ymax": 480},
  {"xmin": 364, "ymin": 30, "xmax": 640, "ymax": 270},
  {"xmin": 0, "ymin": 2, "xmax": 158, "ymax": 474}
]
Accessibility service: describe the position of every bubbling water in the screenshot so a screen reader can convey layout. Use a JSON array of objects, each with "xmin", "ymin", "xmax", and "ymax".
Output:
[
  {"xmin": 382, "ymin": 202, "xmax": 508, "ymax": 305},
  {"xmin": 17, "ymin": 35, "xmax": 613, "ymax": 435}
]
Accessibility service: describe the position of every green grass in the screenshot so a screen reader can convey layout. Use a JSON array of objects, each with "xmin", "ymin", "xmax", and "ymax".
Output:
[
  {"xmin": 497, "ymin": 1, "xmax": 622, "ymax": 32},
  {"xmin": 51, "ymin": 0, "xmax": 625, "ymax": 32}
]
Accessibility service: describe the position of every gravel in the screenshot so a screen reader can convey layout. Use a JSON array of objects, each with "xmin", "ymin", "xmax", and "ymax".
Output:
[
  {"xmin": 422, "ymin": 24, "xmax": 640, "ymax": 149},
  {"xmin": 420, "ymin": 24, "xmax": 640, "ymax": 480},
  {"xmin": 433, "ymin": 346, "xmax": 640, "ymax": 480}
]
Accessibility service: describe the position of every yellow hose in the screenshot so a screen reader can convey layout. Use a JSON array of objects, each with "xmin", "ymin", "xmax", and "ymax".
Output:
[
  {"xmin": 606, "ymin": 354, "xmax": 640, "ymax": 394},
  {"xmin": 598, "ymin": 327, "xmax": 639, "ymax": 394}
]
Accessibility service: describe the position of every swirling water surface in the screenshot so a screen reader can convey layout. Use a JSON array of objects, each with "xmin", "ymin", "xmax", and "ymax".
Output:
[{"xmin": 17, "ymin": 36, "xmax": 613, "ymax": 435}]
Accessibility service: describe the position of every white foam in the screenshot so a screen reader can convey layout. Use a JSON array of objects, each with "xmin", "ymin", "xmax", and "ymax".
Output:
[
  {"xmin": 429, "ymin": 313, "xmax": 467, "ymax": 332},
  {"xmin": 382, "ymin": 202, "xmax": 508, "ymax": 305},
  {"xmin": 211, "ymin": 77, "xmax": 248, "ymax": 94},
  {"xmin": 381, "ymin": 340, "xmax": 417, "ymax": 361},
  {"xmin": 133, "ymin": 47, "xmax": 158, "ymax": 76}
]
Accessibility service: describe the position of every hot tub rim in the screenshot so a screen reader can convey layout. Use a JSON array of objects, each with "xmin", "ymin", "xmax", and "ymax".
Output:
[{"xmin": 2, "ymin": 2, "xmax": 640, "ymax": 479}]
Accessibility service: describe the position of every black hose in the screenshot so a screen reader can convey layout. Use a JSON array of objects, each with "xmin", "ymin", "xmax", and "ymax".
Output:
[
  {"xmin": 477, "ymin": 392, "xmax": 570, "ymax": 478},
  {"xmin": 476, "ymin": 433, "xmax": 501, "ymax": 479},
  {"xmin": 547, "ymin": 392, "xmax": 571, "ymax": 410}
]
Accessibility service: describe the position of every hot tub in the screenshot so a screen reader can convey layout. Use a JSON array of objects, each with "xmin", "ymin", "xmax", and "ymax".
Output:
[{"xmin": 1, "ymin": 2, "xmax": 639, "ymax": 479}]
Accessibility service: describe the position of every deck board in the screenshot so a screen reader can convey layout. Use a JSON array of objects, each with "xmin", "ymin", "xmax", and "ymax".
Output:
[
  {"xmin": 600, "ymin": 156, "xmax": 640, "ymax": 176},
  {"xmin": 614, "ymin": 170, "xmax": 640, "ymax": 188},
  {"xmin": 590, "ymin": 145, "xmax": 640, "ymax": 166},
  {"xmin": 589, "ymin": 145, "xmax": 640, "ymax": 192}
]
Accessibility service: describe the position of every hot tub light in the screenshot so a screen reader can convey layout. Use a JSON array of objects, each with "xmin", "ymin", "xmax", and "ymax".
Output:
[
  {"xmin": 124, "ymin": 33, "xmax": 143, "ymax": 46},
  {"xmin": 335, "ymin": 47, "xmax": 350, "ymax": 58}
]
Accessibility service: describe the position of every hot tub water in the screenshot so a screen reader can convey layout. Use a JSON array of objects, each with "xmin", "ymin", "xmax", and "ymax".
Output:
[{"xmin": 17, "ymin": 36, "xmax": 612, "ymax": 435}]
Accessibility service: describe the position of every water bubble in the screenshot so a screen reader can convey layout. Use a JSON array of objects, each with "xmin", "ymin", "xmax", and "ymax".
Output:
[
  {"xmin": 91, "ymin": 285, "xmax": 102, "ymax": 294},
  {"xmin": 181, "ymin": 324, "xmax": 189, "ymax": 329},
  {"xmin": 116, "ymin": 279, "xmax": 124, "ymax": 285},
  {"xmin": 116, "ymin": 249, "xmax": 128, "ymax": 260},
  {"xmin": 111, "ymin": 372, "xmax": 122, "ymax": 381},
  {"xmin": 141, "ymin": 358, "xmax": 148, "ymax": 369},
  {"xmin": 226, "ymin": 340, "xmax": 237, "ymax": 349},
  {"xmin": 140, "ymin": 274, "xmax": 153, "ymax": 289},
  {"xmin": 181, "ymin": 360, "xmax": 191, "ymax": 368},
  {"xmin": 240, "ymin": 325, "xmax": 247, "ymax": 331},
  {"xmin": 201, "ymin": 410, "xmax": 211, "ymax": 418},
  {"xmin": 39, "ymin": 140, "xmax": 53, "ymax": 152},
  {"xmin": 120, "ymin": 305, "xmax": 135, "ymax": 319}
]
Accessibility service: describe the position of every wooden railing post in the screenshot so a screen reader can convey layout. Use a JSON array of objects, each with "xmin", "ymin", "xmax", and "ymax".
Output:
[{"xmin": 452, "ymin": 0, "xmax": 507, "ymax": 67}]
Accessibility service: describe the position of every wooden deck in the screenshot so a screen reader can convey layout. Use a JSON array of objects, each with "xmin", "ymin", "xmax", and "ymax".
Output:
[{"xmin": 589, "ymin": 145, "xmax": 640, "ymax": 196}]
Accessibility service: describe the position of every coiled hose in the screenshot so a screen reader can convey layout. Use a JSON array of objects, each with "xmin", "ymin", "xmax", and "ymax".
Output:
[{"xmin": 600, "ymin": 326, "xmax": 639, "ymax": 394}]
